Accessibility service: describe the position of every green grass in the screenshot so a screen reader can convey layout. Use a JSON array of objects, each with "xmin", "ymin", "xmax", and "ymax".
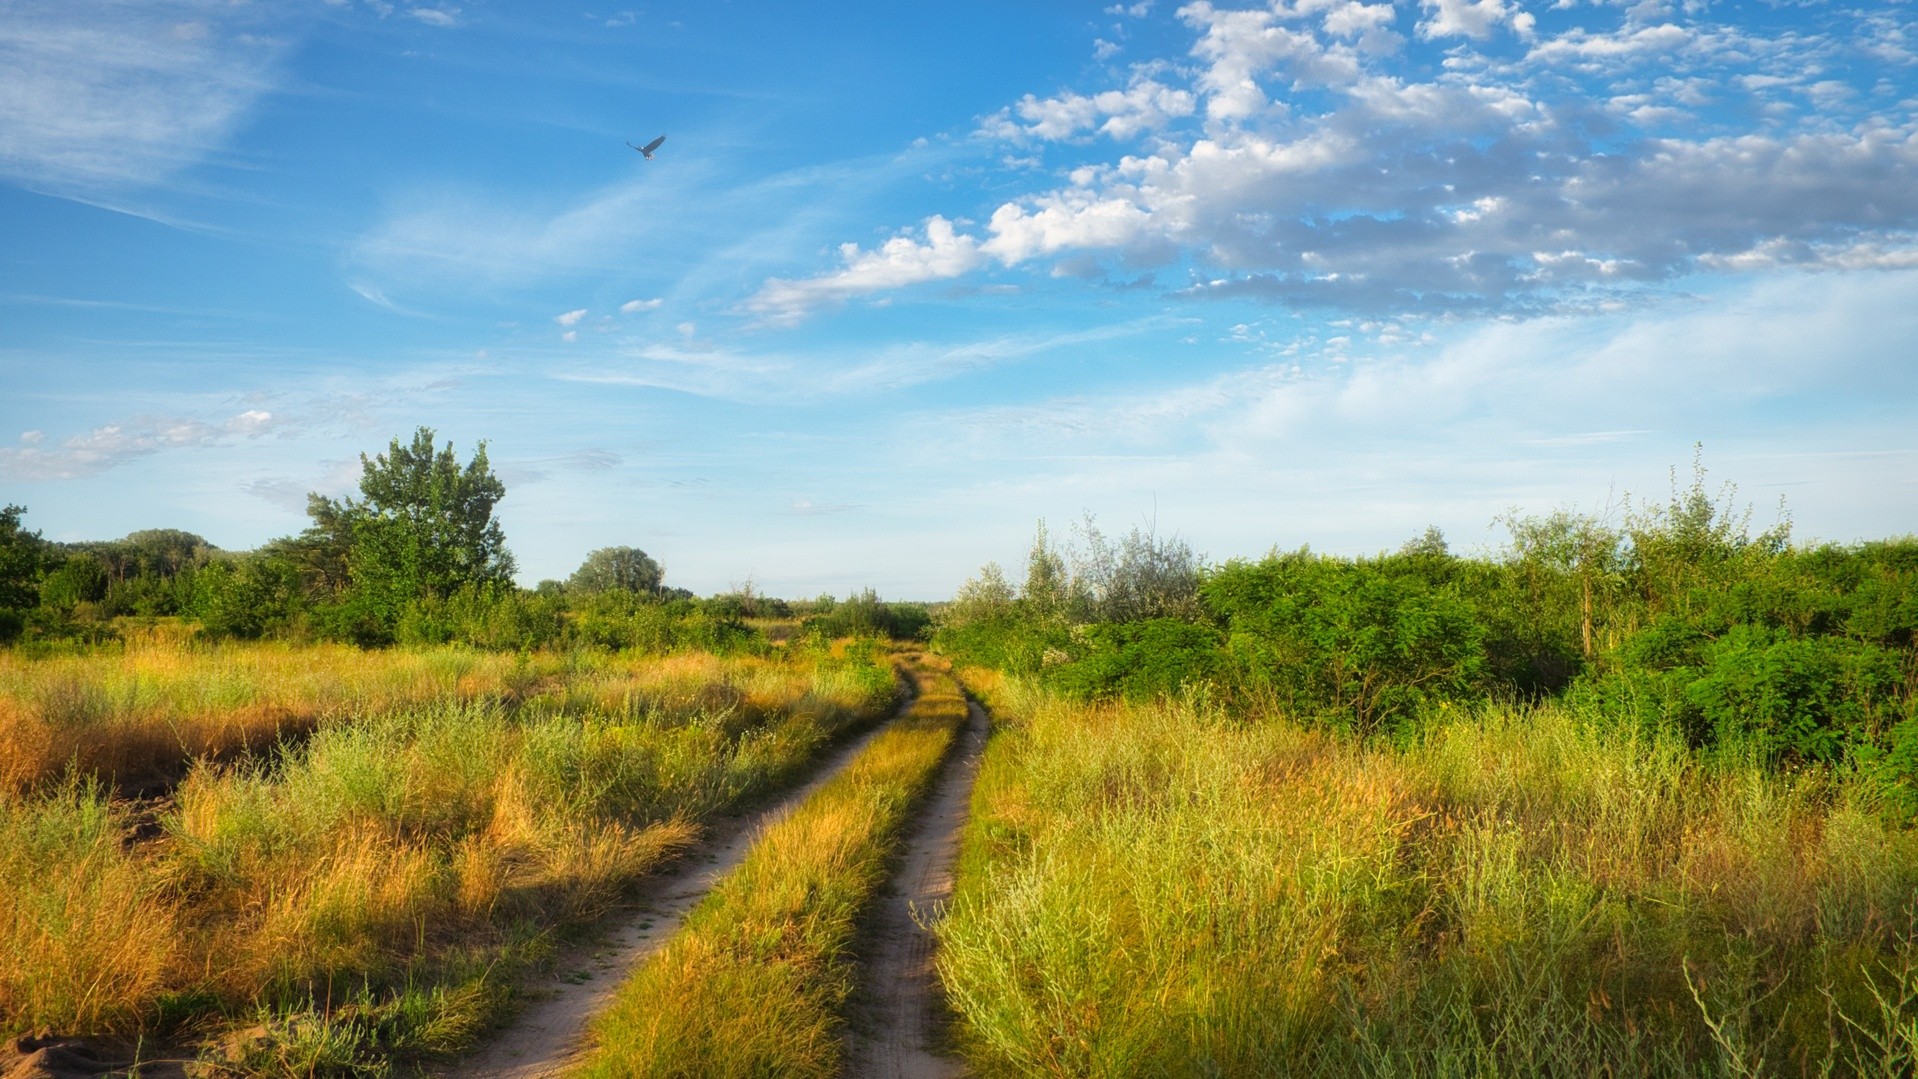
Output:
[
  {"xmin": 937, "ymin": 670, "xmax": 1918, "ymax": 1077},
  {"xmin": 578, "ymin": 653, "xmax": 971, "ymax": 1079},
  {"xmin": 0, "ymin": 643, "xmax": 898, "ymax": 1073}
]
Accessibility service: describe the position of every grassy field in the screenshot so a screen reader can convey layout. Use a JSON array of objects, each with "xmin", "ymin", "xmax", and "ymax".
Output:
[
  {"xmin": 0, "ymin": 641, "xmax": 897, "ymax": 1072},
  {"xmin": 938, "ymin": 669, "xmax": 1918, "ymax": 1077},
  {"xmin": 579, "ymin": 652, "xmax": 971, "ymax": 1079}
]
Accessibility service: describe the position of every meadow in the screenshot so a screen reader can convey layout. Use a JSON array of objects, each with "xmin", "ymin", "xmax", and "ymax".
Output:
[
  {"xmin": 0, "ymin": 637, "xmax": 896, "ymax": 1072},
  {"xmin": 2, "ymin": 452, "xmax": 1914, "ymax": 1077},
  {"xmin": 938, "ymin": 670, "xmax": 1918, "ymax": 1077}
]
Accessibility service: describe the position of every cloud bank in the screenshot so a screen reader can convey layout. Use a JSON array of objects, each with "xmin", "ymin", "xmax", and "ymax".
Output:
[{"xmin": 749, "ymin": 0, "xmax": 1918, "ymax": 322}]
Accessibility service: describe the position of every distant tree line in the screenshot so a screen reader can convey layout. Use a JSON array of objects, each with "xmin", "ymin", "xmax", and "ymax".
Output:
[
  {"xmin": 0, "ymin": 427, "xmax": 930, "ymax": 653},
  {"xmin": 935, "ymin": 457, "xmax": 1918, "ymax": 813}
]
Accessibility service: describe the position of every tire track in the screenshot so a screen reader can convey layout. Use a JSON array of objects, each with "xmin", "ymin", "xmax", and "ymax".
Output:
[
  {"xmin": 844, "ymin": 692, "xmax": 988, "ymax": 1079},
  {"xmin": 446, "ymin": 679, "xmax": 919, "ymax": 1079}
]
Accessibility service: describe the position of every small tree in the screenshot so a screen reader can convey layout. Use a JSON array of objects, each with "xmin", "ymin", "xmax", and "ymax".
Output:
[
  {"xmin": 308, "ymin": 427, "xmax": 515, "ymax": 629},
  {"xmin": 569, "ymin": 546, "xmax": 665, "ymax": 594}
]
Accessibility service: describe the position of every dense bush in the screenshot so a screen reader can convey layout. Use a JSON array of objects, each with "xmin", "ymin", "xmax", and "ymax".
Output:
[
  {"xmin": 934, "ymin": 464, "xmax": 1917, "ymax": 808},
  {"xmin": 799, "ymin": 589, "xmax": 931, "ymax": 642},
  {"xmin": 1204, "ymin": 552, "xmax": 1487, "ymax": 733},
  {"xmin": 1044, "ymin": 618, "xmax": 1222, "ymax": 702}
]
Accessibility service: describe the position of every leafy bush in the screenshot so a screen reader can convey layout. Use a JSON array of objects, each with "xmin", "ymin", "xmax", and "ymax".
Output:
[
  {"xmin": 1203, "ymin": 552, "xmax": 1486, "ymax": 733},
  {"xmin": 1683, "ymin": 628, "xmax": 1904, "ymax": 765},
  {"xmin": 799, "ymin": 589, "xmax": 930, "ymax": 641},
  {"xmin": 1045, "ymin": 618, "xmax": 1222, "ymax": 701}
]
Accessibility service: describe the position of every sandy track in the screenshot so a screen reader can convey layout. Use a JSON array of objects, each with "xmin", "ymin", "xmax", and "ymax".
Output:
[
  {"xmin": 446, "ymin": 686, "xmax": 917, "ymax": 1079},
  {"xmin": 844, "ymin": 695, "xmax": 988, "ymax": 1079}
]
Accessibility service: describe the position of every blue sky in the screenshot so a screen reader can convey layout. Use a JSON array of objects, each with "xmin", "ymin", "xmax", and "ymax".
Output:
[{"xmin": 2, "ymin": 0, "xmax": 1915, "ymax": 597}]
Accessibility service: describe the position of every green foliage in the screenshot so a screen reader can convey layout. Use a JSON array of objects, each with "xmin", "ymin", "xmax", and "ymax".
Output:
[
  {"xmin": 393, "ymin": 584, "xmax": 569, "ymax": 651},
  {"xmin": 1046, "ymin": 618, "xmax": 1222, "ymax": 702},
  {"xmin": 0, "ymin": 506, "xmax": 45, "ymax": 641},
  {"xmin": 799, "ymin": 588, "xmax": 930, "ymax": 641},
  {"xmin": 38, "ymin": 553, "xmax": 108, "ymax": 612},
  {"xmin": 316, "ymin": 427, "xmax": 515, "ymax": 632},
  {"xmin": 1204, "ymin": 551, "xmax": 1486, "ymax": 733},
  {"xmin": 189, "ymin": 557, "xmax": 305, "ymax": 640},
  {"xmin": 1682, "ymin": 628, "xmax": 1904, "ymax": 765},
  {"xmin": 568, "ymin": 546, "xmax": 665, "ymax": 594}
]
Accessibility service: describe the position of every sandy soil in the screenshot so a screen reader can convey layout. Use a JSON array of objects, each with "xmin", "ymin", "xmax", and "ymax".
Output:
[
  {"xmin": 447, "ymin": 691, "xmax": 916, "ymax": 1079},
  {"xmin": 843, "ymin": 697, "xmax": 988, "ymax": 1079}
]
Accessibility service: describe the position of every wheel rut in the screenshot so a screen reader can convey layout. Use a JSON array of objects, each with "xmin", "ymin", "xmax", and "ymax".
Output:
[
  {"xmin": 844, "ymin": 693, "xmax": 988, "ymax": 1079},
  {"xmin": 446, "ymin": 685, "xmax": 917, "ymax": 1079}
]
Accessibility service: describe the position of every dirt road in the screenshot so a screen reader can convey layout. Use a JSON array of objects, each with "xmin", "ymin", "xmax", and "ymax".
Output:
[
  {"xmin": 844, "ymin": 695, "xmax": 988, "ymax": 1079},
  {"xmin": 449, "ymin": 689, "xmax": 915, "ymax": 1079}
]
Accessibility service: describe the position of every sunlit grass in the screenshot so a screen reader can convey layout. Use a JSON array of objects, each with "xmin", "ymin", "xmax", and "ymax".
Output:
[
  {"xmin": 0, "ymin": 642, "xmax": 533, "ymax": 792},
  {"xmin": 0, "ymin": 641, "xmax": 898, "ymax": 1070},
  {"xmin": 579, "ymin": 654, "xmax": 970, "ymax": 1079},
  {"xmin": 938, "ymin": 673, "xmax": 1918, "ymax": 1077}
]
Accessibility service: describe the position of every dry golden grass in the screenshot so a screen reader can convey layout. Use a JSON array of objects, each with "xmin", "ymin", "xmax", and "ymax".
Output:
[
  {"xmin": 0, "ymin": 642, "xmax": 899, "ymax": 1068},
  {"xmin": 0, "ymin": 788, "xmax": 180, "ymax": 1035},
  {"xmin": 0, "ymin": 644, "xmax": 535, "ymax": 792}
]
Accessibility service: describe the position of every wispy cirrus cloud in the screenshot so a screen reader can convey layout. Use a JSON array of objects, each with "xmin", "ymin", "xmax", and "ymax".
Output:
[
  {"xmin": 556, "ymin": 318, "xmax": 1170, "ymax": 402},
  {"xmin": 0, "ymin": 0, "xmax": 291, "ymax": 201},
  {"xmin": 0, "ymin": 409, "xmax": 281, "ymax": 481}
]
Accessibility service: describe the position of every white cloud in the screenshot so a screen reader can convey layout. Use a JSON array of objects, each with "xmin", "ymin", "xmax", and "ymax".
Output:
[
  {"xmin": 896, "ymin": 269, "xmax": 1917, "ymax": 567},
  {"xmin": 0, "ymin": 0, "xmax": 287, "ymax": 198},
  {"xmin": 988, "ymin": 76, "xmax": 1197, "ymax": 141},
  {"xmin": 0, "ymin": 410, "xmax": 281, "ymax": 481},
  {"xmin": 759, "ymin": 0, "xmax": 1918, "ymax": 320},
  {"xmin": 745, "ymin": 216, "xmax": 987, "ymax": 324},
  {"xmin": 620, "ymin": 297, "xmax": 663, "ymax": 313},
  {"xmin": 555, "ymin": 308, "xmax": 588, "ymax": 326},
  {"xmin": 408, "ymin": 6, "xmax": 460, "ymax": 27},
  {"xmin": 1418, "ymin": 0, "xmax": 1534, "ymax": 40}
]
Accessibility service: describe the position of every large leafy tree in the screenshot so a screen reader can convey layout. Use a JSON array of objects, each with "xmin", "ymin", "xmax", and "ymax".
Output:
[
  {"xmin": 568, "ymin": 546, "xmax": 664, "ymax": 594},
  {"xmin": 0, "ymin": 505, "xmax": 46, "ymax": 640},
  {"xmin": 309, "ymin": 428, "xmax": 515, "ymax": 620}
]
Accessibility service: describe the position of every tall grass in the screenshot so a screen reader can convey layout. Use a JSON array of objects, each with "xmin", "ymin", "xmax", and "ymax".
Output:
[
  {"xmin": 0, "ymin": 643, "xmax": 537, "ymax": 792},
  {"xmin": 0, "ymin": 783, "xmax": 179, "ymax": 1035},
  {"xmin": 938, "ymin": 673, "xmax": 1918, "ymax": 1077},
  {"xmin": 0, "ymin": 643, "xmax": 897, "ymax": 1071},
  {"xmin": 579, "ymin": 654, "xmax": 971, "ymax": 1079}
]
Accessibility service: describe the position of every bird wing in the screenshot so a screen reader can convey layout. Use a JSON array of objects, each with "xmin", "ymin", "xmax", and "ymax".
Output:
[{"xmin": 642, "ymin": 135, "xmax": 666, "ymax": 154}]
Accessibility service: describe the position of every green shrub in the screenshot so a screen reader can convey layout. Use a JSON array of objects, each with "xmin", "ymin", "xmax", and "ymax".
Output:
[
  {"xmin": 1047, "ymin": 618, "xmax": 1222, "ymax": 701},
  {"xmin": 1203, "ymin": 552, "xmax": 1486, "ymax": 733},
  {"xmin": 1684, "ymin": 628, "xmax": 1904, "ymax": 765}
]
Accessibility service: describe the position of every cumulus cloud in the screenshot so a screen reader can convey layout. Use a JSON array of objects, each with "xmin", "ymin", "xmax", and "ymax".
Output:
[
  {"xmin": 554, "ymin": 308, "xmax": 588, "ymax": 326},
  {"xmin": 748, "ymin": 0, "xmax": 1918, "ymax": 321},
  {"xmin": 619, "ymin": 297, "xmax": 663, "ymax": 313},
  {"xmin": 983, "ymin": 76, "xmax": 1196, "ymax": 141},
  {"xmin": 745, "ymin": 216, "xmax": 987, "ymax": 324},
  {"xmin": 0, "ymin": 0, "xmax": 287, "ymax": 198},
  {"xmin": 0, "ymin": 410, "xmax": 280, "ymax": 480},
  {"xmin": 1418, "ymin": 0, "xmax": 1534, "ymax": 41}
]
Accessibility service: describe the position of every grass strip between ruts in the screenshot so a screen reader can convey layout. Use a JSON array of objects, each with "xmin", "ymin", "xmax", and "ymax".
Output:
[{"xmin": 576, "ymin": 653, "xmax": 970, "ymax": 1079}]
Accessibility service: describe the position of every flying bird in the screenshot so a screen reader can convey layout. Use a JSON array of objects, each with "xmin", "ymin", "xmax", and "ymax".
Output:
[{"xmin": 627, "ymin": 135, "xmax": 666, "ymax": 159}]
